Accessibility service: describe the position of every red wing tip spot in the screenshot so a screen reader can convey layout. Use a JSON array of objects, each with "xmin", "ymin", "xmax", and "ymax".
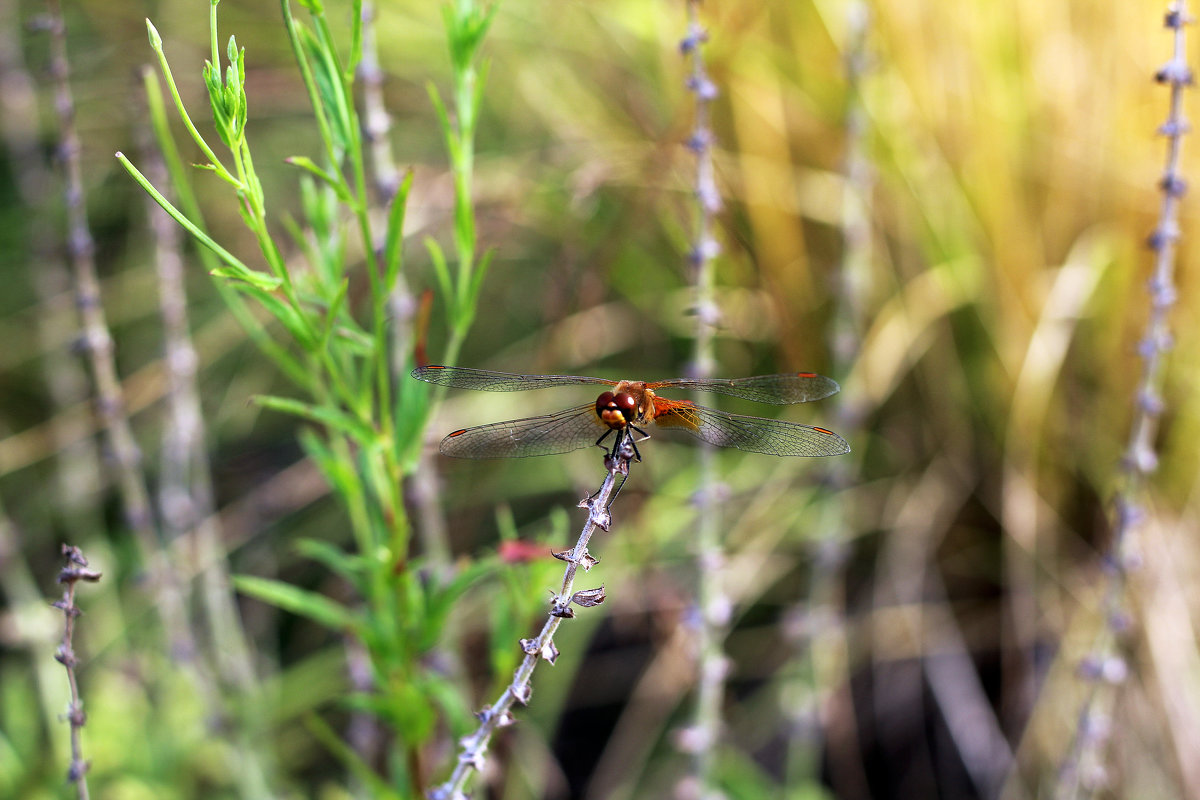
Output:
[
  {"xmin": 796, "ymin": 372, "xmax": 818, "ymax": 378},
  {"xmin": 447, "ymin": 429, "xmax": 469, "ymax": 437},
  {"xmin": 427, "ymin": 365, "xmax": 447, "ymax": 370},
  {"xmin": 813, "ymin": 427, "xmax": 836, "ymax": 435}
]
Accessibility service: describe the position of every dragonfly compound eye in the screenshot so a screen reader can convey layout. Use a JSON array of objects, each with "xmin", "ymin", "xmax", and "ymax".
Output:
[{"xmin": 596, "ymin": 391, "xmax": 638, "ymax": 430}]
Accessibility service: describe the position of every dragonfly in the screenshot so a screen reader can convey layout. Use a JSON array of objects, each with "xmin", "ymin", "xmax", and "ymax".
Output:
[{"xmin": 411, "ymin": 365, "xmax": 849, "ymax": 460}]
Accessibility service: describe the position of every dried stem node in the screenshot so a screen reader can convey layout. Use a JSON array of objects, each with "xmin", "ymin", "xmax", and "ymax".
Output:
[{"xmin": 54, "ymin": 543, "xmax": 101, "ymax": 800}]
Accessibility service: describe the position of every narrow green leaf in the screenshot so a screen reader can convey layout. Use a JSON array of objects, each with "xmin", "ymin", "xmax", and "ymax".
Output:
[
  {"xmin": 141, "ymin": 61, "xmax": 308, "ymax": 387},
  {"xmin": 423, "ymin": 674, "xmax": 476, "ymax": 737},
  {"xmin": 467, "ymin": 246, "xmax": 496, "ymax": 309},
  {"xmin": 468, "ymin": 4, "xmax": 499, "ymax": 55},
  {"xmin": 295, "ymin": 538, "xmax": 368, "ymax": 588},
  {"xmin": 347, "ymin": 0, "xmax": 364, "ymax": 76},
  {"xmin": 233, "ymin": 190, "xmax": 257, "ymax": 230},
  {"xmin": 332, "ymin": 326, "xmax": 375, "ymax": 357},
  {"xmin": 279, "ymin": 212, "xmax": 318, "ymax": 274},
  {"xmin": 192, "ymin": 161, "xmax": 244, "ymax": 191},
  {"xmin": 228, "ymin": 282, "xmax": 317, "ymax": 348},
  {"xmin": 389, "ymin": 681, "xmax": 438, "ymax": 743},
  {"xmin": 297, "ymin": 428, "xmax": 361, "ymax": 507},
  {"xmin": 209, "ymin": 265, "xmax": 283, "ymax": 292},
  {"xmin": 300, "ymin": 26, "xmax": 350, "ymax": 155},
  {"xmin": 117, "ymin": 153, "xmax": 263, "ymax": 282},
  {"xmin": 440, "ymin": 4, "xmax": 461, "ymax": 68},
  {"xmin": 424, "ymin": 237, "xmax": 454, "ymax": 320},
  {"xmin": 396, "ymin": 568, "xmax": 425, "ymax": 636},
  {"xmin": 319, "ymin": 278, "xmax": 350, "ymax": 348},
  {"xmin": 418, "ymin": 559, "xmax": 493, "ymax": 652},
  {"xmin": 243, "ymin": 156, "xmax": 267, "ymax": 216},
  {"xmin": 284, "ymin": 156, "xmax": 352, "ymax": 202},
  {"xmin": 303, "ymin": 714, "xmax": 401, "ymax": 800},
  {"xmin": 233, "ymin": 575, "xmax": 358, "ymax": 631},
  {"xmin": 281, "ymin": 0, "xmax": 341, "ymax": 176},
  {"xmin": 254, "ymin": 394, "xmax": 378, "ymax": 446},
  {"xmin": 382, "ymin": 168, "xmax": 414, "ymax": 290},
  {"xmin": 473, "ymin": 57, "xmax": 492, "ymax": 120},
  {"xmin": 426, "ymin": 82, "xmax": 460, "ymax": 163}
]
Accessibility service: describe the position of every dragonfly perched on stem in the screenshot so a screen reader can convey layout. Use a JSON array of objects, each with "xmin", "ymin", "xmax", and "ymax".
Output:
[{"xmin": 411, "ymin": 365, "xmax": 849, "ymax": 461}]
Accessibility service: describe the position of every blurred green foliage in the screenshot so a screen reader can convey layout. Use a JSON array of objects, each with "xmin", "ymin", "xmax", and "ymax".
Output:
[{"xmin": 1, "ymin": 0, "xmax": 1199, "ymax": 798}]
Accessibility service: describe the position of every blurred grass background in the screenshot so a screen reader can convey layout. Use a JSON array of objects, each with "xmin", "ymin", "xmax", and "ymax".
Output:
[{"xmin": 1, "ymin": 0, "xmax": 1199, "ymax": 798}]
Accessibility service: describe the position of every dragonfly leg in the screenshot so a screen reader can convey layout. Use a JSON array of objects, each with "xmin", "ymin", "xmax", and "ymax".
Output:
[
  {"xmin": 585, "ymin": 430, "xmax": 616, "ymax": 505},
  {"xmin": 593, "ymin": 431, "xmax": 637, "ymax": 511},
  {"xmin": 607, "ymin": 469, "xmax": 630, "ymax": 508},
  {"xmin": 601, "ymin": 428, "xmax": 640, "ymax": 466},
  {"xmin": 625, "ymin": 425, "xmax": 647, "ymax": 463},
  {"xmin": 594, "ymin": 426, "xmax": 643, "ymax": 463},
  {"xmin": 593, "ymin": 428, "xmax": 615, "ymax": 456},
  {"xmin": 585, "ymin": 427, "xmax": 638, "ymax": 505}
]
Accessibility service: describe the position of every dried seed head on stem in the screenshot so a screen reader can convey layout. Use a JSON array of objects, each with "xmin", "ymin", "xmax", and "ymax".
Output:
[
  {"xmin": 1054, "ymin": 5, "xmax": 1192, "ymax": 798},
  {"xmin": 429, "ymin": 440, "xmax": 634, "ymax": 800},
  {"xmin": 681, "ymin": 2, "xmax": 729, "ymax": 795}
]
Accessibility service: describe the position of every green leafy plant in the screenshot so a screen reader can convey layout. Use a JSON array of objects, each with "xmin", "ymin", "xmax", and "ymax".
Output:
[{"xmin": 119, "ymin": 0, "xmax": 497, "ymax": 794}]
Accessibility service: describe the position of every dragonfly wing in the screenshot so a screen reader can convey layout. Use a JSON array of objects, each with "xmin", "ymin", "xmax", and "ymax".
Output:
[
  {"xmin": 412, "ymin": 365, "xmax": 613, "ymax": 392},
  {"xmin": 439, "ymin": 404, "xmax": 608, "ymax": 458},
  {"xmin": 650, "ymin": 373, "xmax": 840, "ymax": 404},
  {"xmin": 653, "ymin": 402, "xmax": 849, "ymax": 457}
]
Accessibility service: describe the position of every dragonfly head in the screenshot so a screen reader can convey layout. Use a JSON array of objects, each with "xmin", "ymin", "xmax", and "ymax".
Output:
[{"xmin": 595, "ymin": 390, "xmax": 640, "ymax": 430}]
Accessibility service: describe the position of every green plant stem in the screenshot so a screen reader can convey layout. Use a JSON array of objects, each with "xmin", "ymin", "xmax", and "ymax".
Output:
[
  {"xmin": 280, "ymin": 0, "xmax": 340, "ymax": 172},
  {"xmin": 209, "ymin": 1, "xmax": 221, "ymax": 74},
  {"xmin": 140, "ymin": 67, "xmax": 310, "ymax": 386},
  {"xmin": 147, "ymin": 19, "xmax": 230, "ymax": 177},
  {"xmin": 116, "ymin": 154, "xmax": 264, "ymax": 284},
  {"xmin": 134, "ymin": 3, "xmax": 491, "ymax": 794},
  {"xmin": 282, "ymin": 0, "xmax": 396, "ymax": 441}
]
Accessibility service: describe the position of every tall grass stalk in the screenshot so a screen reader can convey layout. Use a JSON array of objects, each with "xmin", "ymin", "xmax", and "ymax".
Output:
[
  {"xmin": 423, "ymin": 0, "xmax": 497, "ymax": 375},
  {"xmin": 138, "ymin": 132, "xmax": 275, "ymax": 796},
  {"xmin": 45, "ymin": 0, "xmax": 196, "ymax": 658},
  {"xmin": 352, "ymin": 2, "xmax": 409, "ymax": 771},
  {"xmin": 358, "ymin": 2, "xmax": 401, "ymax": 202},
  {"xmin": 782, "ymin": 2, "xmax": 873, "ymax": 795},
  {"xmin": 141, "ymin": 126, "xmax": 258, "ymax": 695},
  {"xmin": 678, "ymin": 2, "xmax": 729, "ymax": 795},
  {"xmin": 1053, "ymin": 4, "xmax": 1192, "ymax": 797},
  {"xmin": 0, "ymin": 0, "xmax": 104, "ymax": 525}
]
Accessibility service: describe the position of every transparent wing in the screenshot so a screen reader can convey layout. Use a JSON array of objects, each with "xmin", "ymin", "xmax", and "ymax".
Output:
[
  {"xmin": 652, "ymin": 401, "xmax": 849, "ymax": 457},
  {"xmin": 412, "ymin": 365, "xmax": 614, "ymax": 392},
  {"xmin": 648, "ymin": 373, "xmax": 840, "ymax": 404},
  {"xmin": 439, "ymin": 404, "xmax": 609, "ymax": 458}
]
